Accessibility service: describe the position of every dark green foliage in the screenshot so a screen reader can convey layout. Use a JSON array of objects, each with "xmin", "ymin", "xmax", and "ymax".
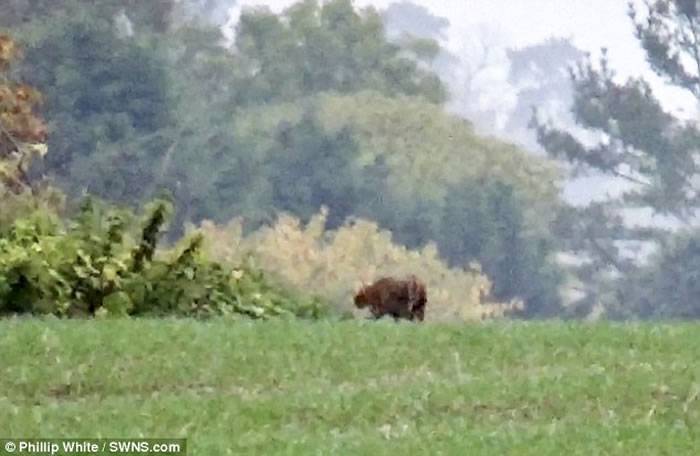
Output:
[
  {"xmin": 442, "ymin": 181, "xmax": 562, "ymax": 318},
  {"xmin": 0, "ymin": 199, "xmax": 328, "ymax": 319},
  {"xmin": 263, "ymin": 112, "xmax": 364, "ymax": 229},
  {"xmin": 132, "ymin": 200, "xmax": 171, "ymax": 272},
  {"xmin": 19, "ymin": 13, "xmax": 172, "ymax": 203}
]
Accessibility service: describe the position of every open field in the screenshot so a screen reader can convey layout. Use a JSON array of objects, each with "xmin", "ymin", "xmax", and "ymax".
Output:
[{"xmin": 2, "ymin": 319, "xmax": 700, "ymax": 454}]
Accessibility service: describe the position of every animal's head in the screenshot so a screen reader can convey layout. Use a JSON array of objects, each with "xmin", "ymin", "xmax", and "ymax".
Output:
[{"xmin": 353, "ymin": 284, "xmax": 370, "ymax": 308}]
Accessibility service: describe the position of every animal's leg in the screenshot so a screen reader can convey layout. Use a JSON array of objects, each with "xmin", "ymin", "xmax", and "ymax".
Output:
[
  {"xmin": 370, "ymin": 304, "xmax": 384, "ymax": 320},
  {"xmin": 414, "ymin": 305, "xmax": 425, "ymax": 322}
]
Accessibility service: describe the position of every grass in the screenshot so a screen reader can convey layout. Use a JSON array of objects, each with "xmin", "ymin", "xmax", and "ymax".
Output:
[{"xmin": 1, "ymin": 318, "xmax": 700, "ymax": 454}]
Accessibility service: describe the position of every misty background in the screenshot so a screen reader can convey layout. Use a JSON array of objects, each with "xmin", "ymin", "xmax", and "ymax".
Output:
[{"xmin": 230, "ymin": 0, "xmax": 697, "ymax": 202}]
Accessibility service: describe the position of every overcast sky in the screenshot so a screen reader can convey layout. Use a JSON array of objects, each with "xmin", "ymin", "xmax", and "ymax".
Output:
[{"xmin": 224, "ymin": 0, "xmax": 696, "ymax": 118}]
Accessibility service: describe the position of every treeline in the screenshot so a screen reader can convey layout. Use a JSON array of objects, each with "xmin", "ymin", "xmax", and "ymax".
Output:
[
  {"xmin": 0, "ymin": 0, "xmax": 564, "ymax": 319},
  {"xmin": 3, "ymin": 0, "xmax": 700, "ymax": 319}
]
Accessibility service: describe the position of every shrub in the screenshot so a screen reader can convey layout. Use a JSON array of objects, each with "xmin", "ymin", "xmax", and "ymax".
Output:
[
  {"xmin": 196, "ymin": 208, "xmax": 522, "ymax": 322},
  {"xmin": 0, "ymin": 198, "xmax": 327, "ymax": 319},
  {"xmin": 0, "ymin": 187, "xmax": 65, "ymax": 235}
]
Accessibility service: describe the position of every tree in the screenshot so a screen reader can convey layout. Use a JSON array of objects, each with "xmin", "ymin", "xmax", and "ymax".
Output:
[
  {"xmin": 0, "ymin": 33, "xmax": 47, "ymax": 194},
  {"xmin": 534, "ymin": 0, "xmax": 700, "ymax": 318},
  {"xmin": 232, "ymin": 0, "xmax": 447, "ymax": 105},
  {"xmin": 439, "ymin": 179, "xmax": 563, "ymax": 317},
  {"xmin": 17, "ymin": 9, "xmax": 172, "ymax": 203}
]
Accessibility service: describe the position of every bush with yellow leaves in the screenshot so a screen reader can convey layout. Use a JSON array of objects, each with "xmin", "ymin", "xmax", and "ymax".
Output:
[{"xmin": 195, "ymin": 208, "xmax": 522, "ymax": 322}]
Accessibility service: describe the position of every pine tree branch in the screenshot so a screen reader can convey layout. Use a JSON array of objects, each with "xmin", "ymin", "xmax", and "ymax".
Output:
[{"xmin": 681, "ymin": 9, "xmax": 700, "ymax": 95}]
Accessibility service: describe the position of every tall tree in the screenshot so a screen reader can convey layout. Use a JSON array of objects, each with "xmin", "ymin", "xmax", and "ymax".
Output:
[{"xmin": 534, "ymin": 0, "xmax": 700, "ymax": 318}]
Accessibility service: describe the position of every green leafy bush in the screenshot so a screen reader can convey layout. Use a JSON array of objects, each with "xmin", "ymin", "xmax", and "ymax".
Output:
[
  {"xmin": 0, "ymin": 187, "xmax": 65, "ymax": 236},
  {"xmin": 0, "ymin": 198, "xmax": 327, "ymax": 319}
]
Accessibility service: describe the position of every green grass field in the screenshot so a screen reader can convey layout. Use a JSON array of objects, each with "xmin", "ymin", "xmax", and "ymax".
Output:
[{"xmin": 2, "ymin": 318, "xmax": 700, "ymax": 454}]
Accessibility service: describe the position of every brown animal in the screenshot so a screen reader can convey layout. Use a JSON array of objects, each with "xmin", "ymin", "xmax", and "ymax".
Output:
[{"xmin": 354, "ymin": 275, "xmax": 427, "ymax": 322}]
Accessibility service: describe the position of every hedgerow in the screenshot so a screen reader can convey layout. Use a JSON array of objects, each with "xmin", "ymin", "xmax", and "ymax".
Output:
[{"xmin": 0, "ymin": 198, "xmax": 327, "ymax": 319}]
